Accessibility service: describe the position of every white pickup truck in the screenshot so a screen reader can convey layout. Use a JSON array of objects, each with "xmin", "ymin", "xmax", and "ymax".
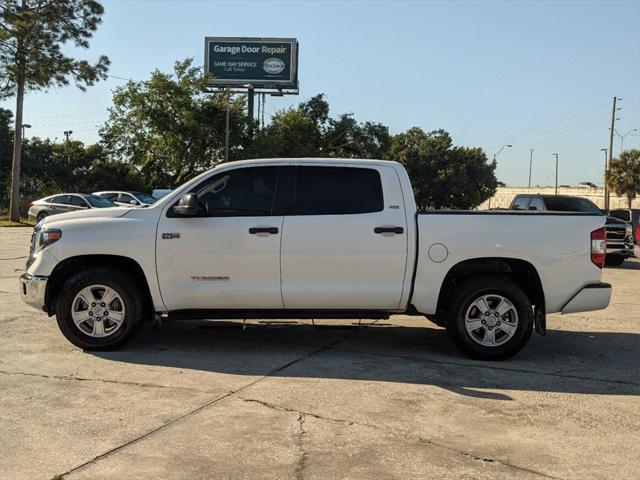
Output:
[{"xmin": 20, "ymin": 158, "xmax": 612, "ymax": 359}]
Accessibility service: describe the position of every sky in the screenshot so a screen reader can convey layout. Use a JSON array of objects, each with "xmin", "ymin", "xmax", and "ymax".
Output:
[{"xmin": 2, "ymin": 0, "xmax": 639, "ymax": 187}]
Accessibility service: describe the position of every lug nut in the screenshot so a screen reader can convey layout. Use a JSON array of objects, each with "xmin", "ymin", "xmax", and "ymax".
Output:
[
  {"xmin": 91, "ymin": 303, "xmax": 96, "ymax": 307},
  {"xmin": 88, "ymin": 311, "xmax": 93, "ymax": 316},
  {"xmin": 497, "ymin": 321, "xmax": 501, "ymax": 326},
  {"xmin": 96, "ymin": 317, "xmax": 101, "ymax": 321},
  {"xmin": 101, "ymin": 302, "xmax": 105, "ymax": 307},
  {"xmin": 494, "ymin": 312, "xmax": 499, "ymax": 317},
  {"xmin": 104, "ymin": 311, "xmax": 108, "ymax": 316},
  {"xmin": 481, "ymin": 320, "xmax": 486, "ymax": 324},
  {"xmin": 485, "ymin": 311, "xmax": 490, "ymax": 316},
  {"xmin": 488, "ymin": 326, "xmax": 493, "ymax": 330}
]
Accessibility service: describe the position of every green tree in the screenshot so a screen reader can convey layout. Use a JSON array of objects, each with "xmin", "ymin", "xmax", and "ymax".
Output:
[
  {"xmin": 607, "ymin": 149, "xmax": 640, "ymax": 209},
  {"xmin": 1, "ymin": 0, "xmax": 110, "ymax": 220},
  {"xmin": 243, "ymin": 94, "xmax": 390, "ymax": 160},
  {"xmin": 0, "ymin": 108, "xmax": 13, "ymax": 209},
  {"xmin": 101, "ymin": 58, "xmax": 247, "ymax": 188},
  {"xmin": 387, "ymin": 128, "xmax": 497, "ymax": 210}
]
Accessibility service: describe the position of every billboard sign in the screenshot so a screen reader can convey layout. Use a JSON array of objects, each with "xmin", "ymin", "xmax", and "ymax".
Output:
[{"xmin": 204, "ymin": 37, "xmax": 298, "ymax": 88}]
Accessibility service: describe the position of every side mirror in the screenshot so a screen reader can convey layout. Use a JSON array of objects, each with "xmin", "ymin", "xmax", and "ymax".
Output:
[
  {"xmin": 171, "ymin": 193, "xmax": 198, "ymax": 217},
  {"xmin": 130, "ymin": 199, "xmax": 138, "ymax": 205}
]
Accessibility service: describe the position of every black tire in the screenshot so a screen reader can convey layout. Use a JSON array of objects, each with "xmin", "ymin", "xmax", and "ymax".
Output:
[
  {"xmin": 445, "ymin": 276, "xmax": 534, "ymax": 360},
  {"xmin": 55, "ymin": 268, "xmax": 145, "ymax": 350},
  {"xmin": 605, "ymin": 254, "xmax": 626, "ymax": 267},
  {"xmin": 36, "ymin": 211, "xmax": 48, "ymax": 222}
]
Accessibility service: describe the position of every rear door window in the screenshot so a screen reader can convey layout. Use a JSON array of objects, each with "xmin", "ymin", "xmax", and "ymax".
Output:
[
  {"xmin": 294, "ymin": 166, "xmax": 384, "ymax": 215},
  {"xmin": 67, "ymin": 196, "xmax": 88, "ymax": 207},
  {"xmin": 528, "ymin": 198, "xmax": 545, "ymax": 210},
  {"xmin": 51, "ymin": 195, "xmax": 69, "ymax": 205}
]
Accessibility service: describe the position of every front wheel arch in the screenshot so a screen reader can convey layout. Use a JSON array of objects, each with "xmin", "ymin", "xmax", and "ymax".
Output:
[{"xmin": 45, "ymin": 255, "xmax": 153, "ymax": 319}]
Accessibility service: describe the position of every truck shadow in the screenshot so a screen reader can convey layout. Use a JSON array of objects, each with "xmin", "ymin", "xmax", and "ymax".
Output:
[{"xmin": 92, "ymin": 321, "xmax": 640, "ymax": 399}]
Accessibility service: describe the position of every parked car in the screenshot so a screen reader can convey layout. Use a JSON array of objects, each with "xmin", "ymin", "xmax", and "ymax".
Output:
[
  {"xmin": 509, "ymin": 194, "xmax": 634, "ymax": 266},
  {"xmin": 20, "ymin": 159, "xmax": 611, "ymax": 360},
  {"xmin": 608, "ymin": 209, "xmax": 640, "ymax": 244},
  {"xmin": 27, "ymin": 194, "xmax": 118, "ymax": 222},
  {"xmin": 93, "ymin": 191, "xmax": 157, "ymax": 207},
  {"xmin": 577, "ymin": 181, "xmax": 598, "ymax": 188}
]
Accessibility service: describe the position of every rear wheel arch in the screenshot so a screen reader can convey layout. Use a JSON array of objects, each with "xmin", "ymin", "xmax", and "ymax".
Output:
[
  {"xmin": 45, "ymin": 255, "xmax": 153, "ymax": 318},
  {"xmin": 435, "ymin": 257, "xmax": 545, "ymax": 320}
]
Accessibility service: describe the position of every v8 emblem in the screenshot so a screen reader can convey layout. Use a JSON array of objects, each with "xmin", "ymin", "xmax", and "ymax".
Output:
[{"xmin": 162, "ymin": 233, "xmax": 181, "ymax": 240}]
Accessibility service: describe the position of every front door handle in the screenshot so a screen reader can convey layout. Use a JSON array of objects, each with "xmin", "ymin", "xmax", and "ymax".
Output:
[
  {"xmin": 249, "ymin": 227, "xmax": 279, "ymax": 235},
  {"xmin": 374, "ymin": 226, "xmax": 404, "ymax": 234}
]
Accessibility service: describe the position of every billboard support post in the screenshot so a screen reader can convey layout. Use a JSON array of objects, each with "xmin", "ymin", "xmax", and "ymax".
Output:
[
  {"xmin": 224, "ymin": 88, "xmax": 230, "ymax": 162},
  {"xmin": 247, "ymin": 86, "xmax": 255, "ymax": 135}
]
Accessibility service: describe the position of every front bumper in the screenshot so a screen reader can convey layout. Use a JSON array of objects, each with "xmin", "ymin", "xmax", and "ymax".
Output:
[
  {"xmin": 561, "ymin": 283, "xmax": 612, "ymax": 314},
  {"xmin": 20, "ymin": 273, "xmax": 48, "ymax": 312}
]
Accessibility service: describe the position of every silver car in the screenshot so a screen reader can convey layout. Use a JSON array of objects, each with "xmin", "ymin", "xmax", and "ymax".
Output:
[{"xmin": 28, "ymin": 193, "xmax": 118, "ymax": 222}]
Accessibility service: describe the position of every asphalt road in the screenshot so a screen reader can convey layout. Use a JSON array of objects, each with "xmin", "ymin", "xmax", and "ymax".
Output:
[{"xmin": 1, "ymin": 226, "xmax": 638, "ymax": 480}]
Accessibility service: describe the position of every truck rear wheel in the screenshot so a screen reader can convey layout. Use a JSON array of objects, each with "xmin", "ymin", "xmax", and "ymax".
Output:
[
  {"xmin": 55, "ymin": 268, "xmax": 144, "ymax": 350},
  {"xmin": 446, "ymin": 276, "xmax": 533, "ymax": 360}
]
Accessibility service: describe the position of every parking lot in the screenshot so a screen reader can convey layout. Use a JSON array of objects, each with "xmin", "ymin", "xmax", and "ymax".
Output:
[{"xmin": 0, "ymin": 226, "xmax": 638, "ymax": 479}]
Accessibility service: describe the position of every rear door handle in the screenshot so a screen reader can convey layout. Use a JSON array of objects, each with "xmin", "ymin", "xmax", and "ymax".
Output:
[
  {"xmin": 374, "ymin": 227, "xmax": 404, "ymax": 234},
  {"xmin": 249, "ymin": 227, "xmax": 279, "ymax": 235}
]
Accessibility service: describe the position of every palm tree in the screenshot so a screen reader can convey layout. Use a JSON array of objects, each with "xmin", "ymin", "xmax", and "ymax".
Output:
[{"xmin": 606, "ymin": 149, "xmax": 640, "ymax": 209}]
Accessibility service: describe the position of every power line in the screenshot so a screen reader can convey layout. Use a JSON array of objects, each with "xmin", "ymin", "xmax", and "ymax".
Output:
[
  {"xmin": 481, "ymin": 103, "xmax": 610, "ymax": 145},
  {"xmin": 482, "ymin": 112, "xmax": 609, "ymax": 149},
  {"xmin": 507, "ymin": 121, "xmax": 609, "ymax": 153}
]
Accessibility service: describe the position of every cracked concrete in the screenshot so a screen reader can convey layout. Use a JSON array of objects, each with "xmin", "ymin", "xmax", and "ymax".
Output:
[{"xmin": 1, "ymin": 226, "xmax": 639, "ymax": 479}]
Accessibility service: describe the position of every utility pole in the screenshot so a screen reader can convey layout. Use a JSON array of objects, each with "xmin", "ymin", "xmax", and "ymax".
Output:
[
  {"xmin": 528, "ymin": 148, "xmax": 534, "ymax": 188},
  {"xmin": 605, "ymin": 96, "xmax": 618, "ymax": 211},
  {"xmin": 552, "ymin": 153, "xmax": 559, "ymax": 195}
]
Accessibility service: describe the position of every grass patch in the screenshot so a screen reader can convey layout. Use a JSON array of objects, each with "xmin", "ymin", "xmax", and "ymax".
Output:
[{"xmin": 0, "ymin": 216, "xmax": 34, "ymax": 227}]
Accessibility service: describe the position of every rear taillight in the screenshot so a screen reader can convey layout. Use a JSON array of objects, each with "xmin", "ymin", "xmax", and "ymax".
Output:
[{"xmin": 591, "ymin": 227, "xmax": 606, "ymax": 268}]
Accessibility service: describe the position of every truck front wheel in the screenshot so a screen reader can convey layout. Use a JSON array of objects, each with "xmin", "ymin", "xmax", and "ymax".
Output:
[
  {"xmin": 55, "ymin": 268, "xmax": 144, "ymax": 350},
  {"xmin": 446, "ymin": 276, "xmax": 533, "ymax": 360}
]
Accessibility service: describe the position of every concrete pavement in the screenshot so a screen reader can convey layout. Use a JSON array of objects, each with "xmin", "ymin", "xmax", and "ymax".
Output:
[{"xmin": 1, "ymin": 226, "xmax": 638, "ymax": 479}]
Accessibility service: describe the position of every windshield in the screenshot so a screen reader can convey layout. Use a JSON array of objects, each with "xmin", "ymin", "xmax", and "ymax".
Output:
[
  {"xmin": 130, "ymin": 191, "xmax": 157, "ymax": 204},
  {"xmin": 85, "ymin": 195, "xmax": 117, "ymax": 208},
  {"xmin": 544, "ymin": 197, "xmax": 601, "ymax": 213}
]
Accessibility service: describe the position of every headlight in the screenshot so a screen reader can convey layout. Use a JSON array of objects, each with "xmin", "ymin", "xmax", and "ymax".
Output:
[{"xmin": 33, "ymin": 228, "xmax": 62, "ymax": 254}]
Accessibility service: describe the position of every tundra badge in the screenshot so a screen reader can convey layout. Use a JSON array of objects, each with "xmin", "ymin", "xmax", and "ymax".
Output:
[{"xmin": 162, "ymin": 233, "xmax": 181, "ymax": 240}]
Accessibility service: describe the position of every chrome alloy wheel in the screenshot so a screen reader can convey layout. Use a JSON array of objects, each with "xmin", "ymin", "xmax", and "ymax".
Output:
[
  {"xmin": 464, "ymin": 294, "xmax": 519, "ymax": 347},
  {"xmin": 71, "ymin": 285, "xmax": 125, "ymax": 338}
]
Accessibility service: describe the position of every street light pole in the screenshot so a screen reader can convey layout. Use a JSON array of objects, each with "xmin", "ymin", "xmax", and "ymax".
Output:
[
  {"xmin": 528, "ymin": 148, "xmax": 534, "ymax": 188},
  {"xmin": 21, "ymin": 123, "xmax": 31, "ymax": 139},
  {"xmin": 552, "ymin": 153, "xmax": 559, "ymax": 195},
  {"xmin": 615, "ymin": 128, "xmax": 638, "ymax": 154},
  {"xmin": 63, "ymin": 130, "xmax": 73, "ymax": 142},
  {"xmin": 493, "ymin": 144, "xmax": 512, "ymax": 162}
]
